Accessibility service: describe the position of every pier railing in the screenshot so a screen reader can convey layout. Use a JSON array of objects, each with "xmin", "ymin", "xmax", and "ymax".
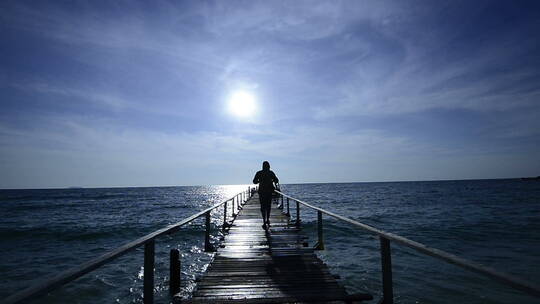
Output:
[
  {"xmin": 4, "ymin": 187, "xmax": 255, "ymax": 304},
  {"xmin": 274, "ymin": 190, "xmax": 540, "ymax": 304}
]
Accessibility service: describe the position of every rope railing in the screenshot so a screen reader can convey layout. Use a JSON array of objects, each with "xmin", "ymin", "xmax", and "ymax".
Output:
[
  {"xmin": 3, "ymin": 187, "xmax": 255, "ymax": 304},
  {"xmin": 274, "ymin": 190, "xmax": 540, "ymax": 304}
]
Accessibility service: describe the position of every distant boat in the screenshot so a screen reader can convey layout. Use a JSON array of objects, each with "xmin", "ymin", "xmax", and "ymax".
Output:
[
  {"xmin": 521, "ymin": 176, "xmax": 540, "ymax": 181},
  {"xmin": 67, "ymin": 186, "xmax": 84, "ymax": 189}
]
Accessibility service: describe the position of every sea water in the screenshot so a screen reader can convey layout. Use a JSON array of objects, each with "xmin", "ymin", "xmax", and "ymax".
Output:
[{"xmin": 0, "ymin": 179, "xmax": 538, "ymax": 303}]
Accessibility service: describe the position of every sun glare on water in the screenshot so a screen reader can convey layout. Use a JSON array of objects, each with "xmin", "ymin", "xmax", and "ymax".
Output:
[{"xmin": 227, "ymin": 90, "xmax": 256, "ymax": 118}]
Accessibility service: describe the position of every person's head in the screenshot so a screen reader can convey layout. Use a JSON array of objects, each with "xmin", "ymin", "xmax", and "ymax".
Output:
[{"xmin": 262, "ymin": 161, "xmax": 270, "ymax": 170}]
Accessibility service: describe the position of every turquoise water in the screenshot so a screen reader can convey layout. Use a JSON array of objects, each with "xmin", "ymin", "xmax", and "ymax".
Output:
[{"xmin": 1, "ymin": 179, "xmax": 539, "ymax": 303}]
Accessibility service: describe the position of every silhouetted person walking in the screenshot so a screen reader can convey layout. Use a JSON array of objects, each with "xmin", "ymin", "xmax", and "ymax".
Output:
[{"xmin": 253, "ymin": 161, "xmax": 279, "ymax": 230}]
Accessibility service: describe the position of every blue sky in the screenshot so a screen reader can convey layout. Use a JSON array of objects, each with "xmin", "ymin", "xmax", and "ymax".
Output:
[{"xmin": 1, "ymin": 0, "xmax": 539, "ymax": 188}]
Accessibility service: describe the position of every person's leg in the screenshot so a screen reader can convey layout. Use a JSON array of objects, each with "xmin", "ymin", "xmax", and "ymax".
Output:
[
  {"xmin": 265, "ymin": 201, "xmax": 271, "ymax": 225},
  {"xmin": 259, "ymin": 194, "xmax": 266, "ymax": 227},
  {"xmin": 261, "ymin": 193, "xmax": 273, "ymax": 229}
]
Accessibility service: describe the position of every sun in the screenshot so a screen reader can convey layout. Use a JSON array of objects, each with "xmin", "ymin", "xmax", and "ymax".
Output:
[{"xmin": 227, "ymin": 90, "xmax": 257, "ymax": 118}]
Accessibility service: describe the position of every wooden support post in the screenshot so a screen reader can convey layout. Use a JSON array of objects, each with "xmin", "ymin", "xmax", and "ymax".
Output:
[
  {"xmin": 281, "ymin": 195, "xmax": 284, "ymax": 208},
  {"xmin": 222, "ymin": 201, "xmax": 228, "ymax": 230},
  {"xmin": 144, "ymin": 240, "xmax": 155, "ymax": 304},
  {"xmin": 232, "ymin": 197, "xmax": 235, "ymax": 216},
  {"xmin": 286, "ymin": 197, "xmax": 290, "ymax": 217},
  {"xmin": 169, "ymin": 249, "xmax": 180, "ymax": 295},
  {"xmin": 380, "ymin": 236, "xmax": 394, "ymax": 304},
  {"xmin": 205, "ymin": 211, "xmax": 213, "ymax": 252},
  {"xmin": 315, "ymin": 210, "xmax": 324, "ymax": 250},
  {"xmin": 296, "ymin": 201, "xmax": 300, "ymax": 227}
]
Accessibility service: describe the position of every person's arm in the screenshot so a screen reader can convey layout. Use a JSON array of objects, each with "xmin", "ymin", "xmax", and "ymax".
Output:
[
  {"xmin": 272, "ymin": 171, "xmax": 279, "ymax": 184},
  {"xmin": 253, "ymin": 172, "xmax": 260, "ymax": 184}
]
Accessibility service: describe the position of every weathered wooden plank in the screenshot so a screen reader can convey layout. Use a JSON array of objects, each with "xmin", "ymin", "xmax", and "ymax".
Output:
[
  {"xmin": 181, "ymin": 293, "xmax": 371, "ymax": 304},
  {"xmin": 196, "ymin": 281, "xmax": 343, "ymax": 288}
]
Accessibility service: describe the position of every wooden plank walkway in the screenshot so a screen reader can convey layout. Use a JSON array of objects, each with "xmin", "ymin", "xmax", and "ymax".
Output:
[{"xmin": 176, "ymin": 194, "xmax": 372, "ymax": 303}]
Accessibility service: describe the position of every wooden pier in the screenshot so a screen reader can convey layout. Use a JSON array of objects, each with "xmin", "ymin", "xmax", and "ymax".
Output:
[{"xmin": 179, "ymin": 193, "xmax": 372, "ymax": 303}]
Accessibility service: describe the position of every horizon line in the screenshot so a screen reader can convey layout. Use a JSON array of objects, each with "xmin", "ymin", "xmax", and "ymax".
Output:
[{"xmin": 0, "ymin": 176, "xmax": 532, "ymax": 191}]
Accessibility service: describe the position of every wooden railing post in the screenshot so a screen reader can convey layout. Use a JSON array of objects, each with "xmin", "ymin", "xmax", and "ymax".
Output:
[
  {"xmin": 223, "ymin": 201, "xmax": 228, "ymax": 230},
  {"xmin": 286, "ymin": 197, "xmax": 290, "ymax": 217},
  {"xmin": 315, "ymin": 210, "xmax": 324, "ymax": 250},
  {"xmin": 144, "ymin": 240, "xmax": 155, "ymax": 304},
  {"xmin": 170, "ymin": 249, "xmax": 180, "ymax": 295},
  {"xmin": 296, "ymin": 201, "xmax": 300, "ymax": 227},
  {"xmin": 205, "ymin": 211, "xmax": 213, "ymax": 252},
  {"xmin": 380, "ymin": 236, "xmax": 394, "ymax": 304}
]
